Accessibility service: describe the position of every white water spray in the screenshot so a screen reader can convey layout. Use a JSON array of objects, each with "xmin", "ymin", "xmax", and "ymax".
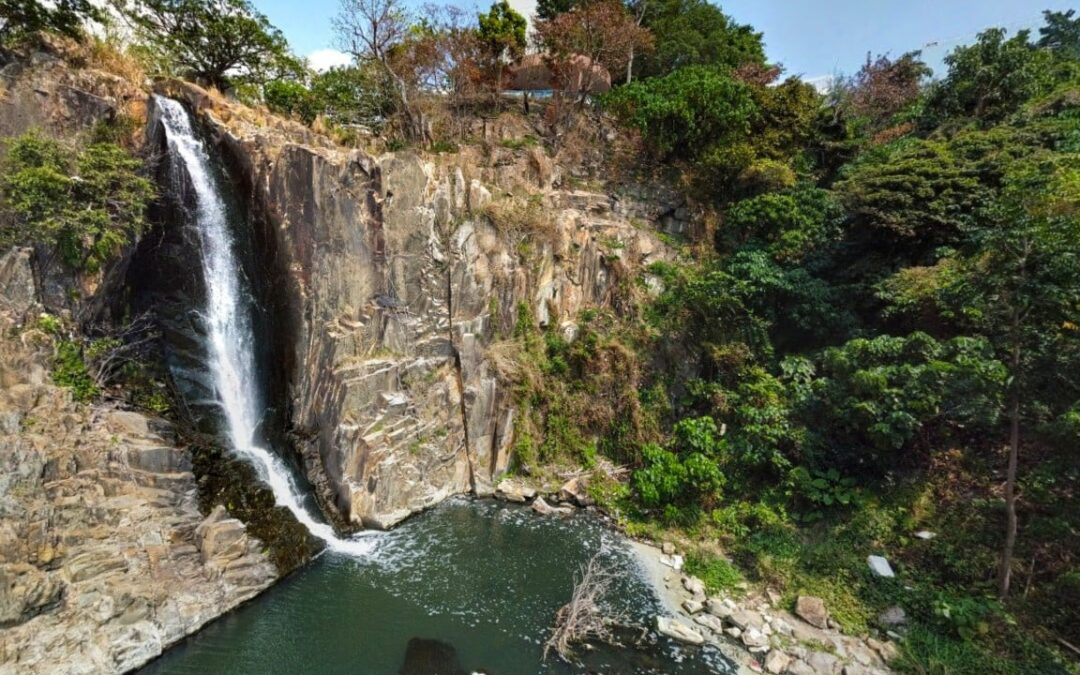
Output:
[{"xmin": 155, "ymin": 96, "xmax": 373, "ymax": 556}]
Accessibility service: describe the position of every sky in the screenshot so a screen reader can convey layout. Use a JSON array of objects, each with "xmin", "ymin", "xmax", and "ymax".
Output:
[{"xmin": 253, "ymin": 0, "xmax": 1078, "ymax": 80}]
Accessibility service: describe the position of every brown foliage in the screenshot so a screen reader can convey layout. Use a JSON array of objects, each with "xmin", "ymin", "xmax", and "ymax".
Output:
[{"xmin": 532, "ymin": 0, "xmax": 653, "ymax": 96}]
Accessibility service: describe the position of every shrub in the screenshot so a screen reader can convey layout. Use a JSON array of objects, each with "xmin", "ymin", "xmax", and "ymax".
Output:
[{"xmin": 0, "ymin": 132, "xmax": 154, "ymax": 273}]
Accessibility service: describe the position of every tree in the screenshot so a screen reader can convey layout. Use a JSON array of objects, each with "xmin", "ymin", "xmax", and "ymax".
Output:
[
  {"xmin": 0, "ymin": 132, "xmax": 154, "ymax": 273},
  {"xmin": 945, "ymin": 153, "xmax": 1080, "ymax": 598},
  {"xmin": 119, "ymin": 0, "xmax": 297, "ymax": 90},
  {"xmin": 476, "ymin": 0, "xmax": 526, "ymax": 92},
  {"xmin": 635, "ymin": 0, "xmax": 764, "ymax": 79},
  {"xmin": 0, "ymin": 0, "xmax": 102, "ymax": 46},
  {"xmin": 533, "ymin": 0, "xmax": 653, "ymax": 102},
  {"xmin": 535, "ymin": 0, "xmax": 576, "ymax": 21},
  {"xmin": 603, "ymin": 65, "xmax": 754, "ymax": 161},
  {"xmin": 477, "ymin": 0, "xmax": 525, "ymax": 61},
  {"xmin": 333, "ymin": 0, "xmax": 425, "ymax": 140},
  {"xmin": 925, "ymin": 27, "xmax": 1052, "ymax": 124},
  {"xmin": 1038, "ymin": 9, "xmax": 1080, "ymax": 60},
  {"xmin": 840, "ymin": 51, "xmax": 931, "ymax": 126}
]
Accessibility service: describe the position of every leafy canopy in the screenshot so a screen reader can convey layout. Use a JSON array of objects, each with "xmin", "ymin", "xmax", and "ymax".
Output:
[
  {"xmin": 119, "ymin": 0, "xmax": 299, "ymax": 89},
  {"xmin": 0, "ymin": 132, "xmax": 154, "ymax": 272}
]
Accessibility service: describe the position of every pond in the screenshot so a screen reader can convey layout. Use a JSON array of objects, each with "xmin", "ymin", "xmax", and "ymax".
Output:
[{"xmin": 139, "ymin": 498, "xmax": 734, "ymax": 675}]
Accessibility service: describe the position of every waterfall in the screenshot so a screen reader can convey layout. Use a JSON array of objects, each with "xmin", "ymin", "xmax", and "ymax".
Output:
[{"xmin": 154, "ymin": 96, "xmax": 373, "ymax": 556}]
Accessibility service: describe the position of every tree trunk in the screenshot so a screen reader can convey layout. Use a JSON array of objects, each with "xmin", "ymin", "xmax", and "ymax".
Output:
[
  {"xmin": 626, "ymin": 48, "xmax": 634, "ymax": 85},
  {"xmin": 998, "ymin": 336, "xmax": 1022, "ymax": 598}
]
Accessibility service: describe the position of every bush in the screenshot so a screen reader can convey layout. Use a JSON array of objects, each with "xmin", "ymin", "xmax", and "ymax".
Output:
[
  {"xmin": 0, "ymin": 132, "xmax": 154, "ymax": 272},
  {"xmin": 632, "ymin": 416, "xmax": 726, "ymax": 514}
]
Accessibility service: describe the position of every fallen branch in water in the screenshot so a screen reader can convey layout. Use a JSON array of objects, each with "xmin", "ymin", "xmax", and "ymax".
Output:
[{"xmin": 543, "ymin": 553, "xmax": 627, "ymax": 662}]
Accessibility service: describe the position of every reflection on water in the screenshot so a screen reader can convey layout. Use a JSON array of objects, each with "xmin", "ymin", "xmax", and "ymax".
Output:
[{"xmin": 139, "ymin": 498, "xmax": 733, "ymax": 675}]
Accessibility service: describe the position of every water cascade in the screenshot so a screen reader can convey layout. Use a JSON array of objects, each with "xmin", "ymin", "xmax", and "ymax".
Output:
[{"xmin": 155, "ymin": 96, "xmax": 373, "ymax": 556}]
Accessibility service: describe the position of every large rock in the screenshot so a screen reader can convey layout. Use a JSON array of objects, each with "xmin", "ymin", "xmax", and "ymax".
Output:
[
  {"xmin": 0, "ymin": 564, "xmax": 63, "ymax": 626},
  {"xmin": 764, "ymin": 650, "xmax": 792, "ymax": 674},
  {"xmin": 796, "ymin": 595, "xmax": 829, "ymax": 629},
  {"xmin": 656, "ymin": 616, "xmax": 705, "ymax": 645}
]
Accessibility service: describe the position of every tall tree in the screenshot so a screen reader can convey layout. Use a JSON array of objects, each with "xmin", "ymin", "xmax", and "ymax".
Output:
[
  {"xmin": 533, "ymin": 0, "xmax": 653, "ymax": 102},
  {"xmin": 947, "ymin": 153, "xmax": 1080, "ymax": 598},
  {"xmin": 925, "ymin": 27, "xmax": 1051, "ymax": 124},
  {"xmin": 477, "ymin": 0, "xmax": 526, "ymax": 92},
  {"xmin": 1038, "ymin": 9, "xmax": 1080, "ymax": 60},
  {"xmin": 0, "ymin": 0, "xmax": 102, "ymax": 46},
  {"xmin": 333, "ymin": 0, "xmax": 425, "ymax": 140},
  {"xmin": 119, "ymin": 0, "xmax": 297, "ymax": 90},
  {"xmin": 635, "ymin": 0, "xmax": 764, "ymax": 79}
]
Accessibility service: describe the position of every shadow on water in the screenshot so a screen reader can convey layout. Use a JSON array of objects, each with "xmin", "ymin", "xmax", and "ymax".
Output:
[{"xmin": 138, "ymin": 498, "xmax": 735, "ymax": 675}]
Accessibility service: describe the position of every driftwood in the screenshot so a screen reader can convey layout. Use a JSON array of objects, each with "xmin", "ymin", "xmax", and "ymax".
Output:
[{"xmin": 543, "ymin": 553, "xmax": 628, "ymax": 662}]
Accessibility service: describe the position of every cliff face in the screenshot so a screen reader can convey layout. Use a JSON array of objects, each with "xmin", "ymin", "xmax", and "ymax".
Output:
[
  {"xmin": 170, "ymin": 84, "xmax": 683, "ymax": 529},
  {"xmin": 0, "ymin": 249, "xmax": 276, "ymax": 675},
  {"xmin": 0, "ymin": 53, "xmax": 278, "ymax": 675}
]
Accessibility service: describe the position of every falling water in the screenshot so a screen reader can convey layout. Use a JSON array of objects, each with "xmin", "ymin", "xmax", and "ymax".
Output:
[{"xmin": 155, "ymin": 96, "xmax": 373, "ymax": 556}]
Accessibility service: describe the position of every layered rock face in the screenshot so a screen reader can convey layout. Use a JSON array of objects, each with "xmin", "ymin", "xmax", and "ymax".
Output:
[
  {"xmin": 0, "ymin": 249, "xmax": 276, "ymax": 675},
  {"xmin": 171, "ymin": 84, "xmax": 678, "ymax": 528}
]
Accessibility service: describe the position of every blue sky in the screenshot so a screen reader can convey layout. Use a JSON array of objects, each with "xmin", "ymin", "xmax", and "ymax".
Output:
[{"xmin": 253, "ymin": 0, "xmax": 1077, "ymax": 80}]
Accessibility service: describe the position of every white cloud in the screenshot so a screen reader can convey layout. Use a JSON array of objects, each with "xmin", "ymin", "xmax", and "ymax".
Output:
[{"xmin": 307, "ymin": 49, "xmax": 352, "ymax": 73}]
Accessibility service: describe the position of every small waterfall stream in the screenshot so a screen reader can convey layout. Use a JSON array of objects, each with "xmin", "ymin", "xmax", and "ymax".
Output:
[{"xmin": 155, "ymin": 96, "xmax": 373, "ymax": 556}]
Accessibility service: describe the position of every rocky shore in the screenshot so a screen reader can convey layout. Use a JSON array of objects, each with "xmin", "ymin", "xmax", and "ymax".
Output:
[{"xmin": 494, "ymin": 474, "xmax": 900, "ymax": 675}]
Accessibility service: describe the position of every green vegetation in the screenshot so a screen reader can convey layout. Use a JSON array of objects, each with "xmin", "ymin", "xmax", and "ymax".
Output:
[
  {"xmin": 512, "ymin": 9, "xmax": 1080, "ymax": 673},
  {"xmin": 117, "ymin": 0, "xmax": 301, "ymax": 90},
  {"xmin": 0, "ymin": 0, "xmax": 101, "ymax": 47},
  {"xmin": 0, "ymin": 132, "xmax": 154, "ymax": 273}
]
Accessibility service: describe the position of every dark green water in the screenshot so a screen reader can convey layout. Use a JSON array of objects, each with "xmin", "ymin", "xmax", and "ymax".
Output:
[{"xmin": 140, "ymin": 498, "xmax": 733, "ymax": 675}]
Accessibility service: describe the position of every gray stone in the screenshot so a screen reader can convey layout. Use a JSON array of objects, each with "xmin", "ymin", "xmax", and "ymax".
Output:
[
  {"xmin": 558, "ymin": 477, "xmax": 593, "ymax": 506},
  {"xmin": 796, "ymin": 595, "xmax": 829, "ymax": 629},
  {"xmin": 741, "ymin": 627, "xmax": 769, "ymax": 649},
  {"xmin": 787, "ymin": 660, "xmax": 816, "ymax": 675},
  {"xmin": 530, "ymin": 496, "xmax": 570, "ymax": 515},
  {"xmin": 682, "ymin": 598, "xmax": 704, "ymax": 614},
  {"xmin": 693, "ymin": 613, "xmax": 724, "ymax": 633},
  {"xmin": 706, "ymin": 597, "xmax": 733, "ymax": 619},
  {"xmin": 867, "ymin": 555, "xmax": 895, "ymax": 578},
  {"xmin": 495, "ymin": 479, "xmax": 535, "ymax": 503},
  {"xmin": 661, "ymin": 542, "xmax": 676, "ymax": 555},
  {"xmin": 729, "ymin": 608, "xmax": 763, "ymax": 631},
  {"xmin": 682, "ymin": 575, "xmax": 706, "ymax": 597},
  {"xmin": 657, "ymin": 616, "xmax": 705, "ymax": 645},
  {"xmin": 806, "ymin": 651, "xmax": 842, "ymax": 675},
  {"xmin": 764, "ymin": 650, "xmax": 792, "ymax": 674}
]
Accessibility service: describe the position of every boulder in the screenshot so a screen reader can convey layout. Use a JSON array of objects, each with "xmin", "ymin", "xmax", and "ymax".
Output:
[
  {"xmin": 682, "ymin": 598, "xmax": 704, "ymax": 614},
  {"xmin": 787, "ymin": 660, "xmax": 816, "ymax": 675},
  {"xmin": 659, "ymin": 553, "xmax": 684, "ymax": 571},
  {"xmin": 764, "ymin": 650, "xmax": 792, "ymax": 675},
  {"xmin": 705, "ymin": 597, "xmax": 733, "ymax": 619},
  {"xmin": 806, "ymin": 651, "xmax": 842, "ymax": 675},
  {"xmin": 558, "ymin": 477, "xmax": 592, "ymax": 506},
  {"xmin": 661, "ymin": 542, "xmax": 676, "ymax": 555},
  {"xmin": 729, "ymin": 608, "xmax": 763, "ymax": 632},
  {"xmin": 495, "ymin": 480, "xmax": 535, "ymax": 503},
  {"xmin": 681, "ymin": 575, "xmax": 706, "ymax": 597},
  {"xmin": 693, "ymin": 613, "xmax": 724, "ymax": 633},
  {"xmin": 195, "ymin": 508, "xmax": 249, "ymax": 563},
  {"xmin": 531, "ymin": 496, "xmax": 570, "ymax": 515},
  {"xmin": 656, "ymin": 616, "xmax": 705, "ymax": 645},
  {"xmin": 866, "ymin": 637, "xmax": 899, "ymax": 662},
  {"xmin": 795, "ymin": 595, "xmax": 829, "ymax": 629},
  {"xmin": 741, "ymin": 627, "xmax": 769, "ymax": 649}
]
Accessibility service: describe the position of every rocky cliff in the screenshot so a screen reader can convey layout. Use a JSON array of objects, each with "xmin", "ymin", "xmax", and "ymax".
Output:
[
  {"xmin": 0, "ymin": 248, "xmax": 276, "ymax": 675},
  {"xmin": 167, "ymin": 83, "xmax": 683, "ymax": 528}
]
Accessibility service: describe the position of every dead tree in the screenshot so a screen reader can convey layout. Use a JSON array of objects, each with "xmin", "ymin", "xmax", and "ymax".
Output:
[{"xmin": 543, "ymin": 553, "xmax": 627, "ymax": 662}]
